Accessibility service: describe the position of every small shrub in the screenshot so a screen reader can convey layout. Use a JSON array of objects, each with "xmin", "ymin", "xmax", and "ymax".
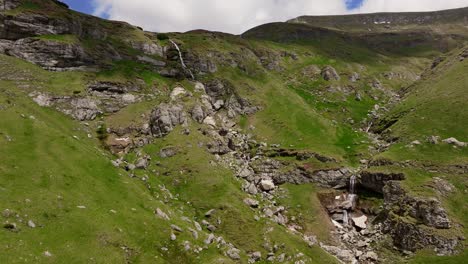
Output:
[
  {"xmin": 96, "ymin": 125, "xmax": 108, "ymax": 142},
  {"xmin": 156, "ymin": 33, "xmax": 169, "ymax": 41}
]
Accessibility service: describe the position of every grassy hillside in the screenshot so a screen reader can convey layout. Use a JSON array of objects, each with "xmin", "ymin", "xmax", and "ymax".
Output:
[{"xmin": 1, "ymin": 1, "xmax": 468, "ymax": 263}]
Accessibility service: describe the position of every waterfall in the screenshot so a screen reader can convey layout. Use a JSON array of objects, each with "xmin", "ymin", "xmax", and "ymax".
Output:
[
  {"xmin": 347, "ymin": 175, "xmax": 358, "ymax": 209},
  {"xmin": 169, "ymin": 40, "xmax": 195, "ymax": 80},
  {"xmin": 343, "ymin": 210, "xmax": 349, "ymax": 225},
  {"xmin": 349, "ymin": 175, "xmax": 356, "ymax": 194}
]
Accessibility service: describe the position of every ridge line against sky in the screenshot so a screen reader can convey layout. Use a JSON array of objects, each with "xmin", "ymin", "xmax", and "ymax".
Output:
[{"xmin": 62, "ymin": 0, "xmax": 468, "ymax": 34}]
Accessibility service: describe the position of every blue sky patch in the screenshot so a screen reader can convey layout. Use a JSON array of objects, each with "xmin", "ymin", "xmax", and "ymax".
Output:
[
  {"xmin": 61, "ymin": 0, "xmax": 94, "ymax": 15},
  {"xmin": 345, "ymin": 0, "xmax": 364, "ymax": 10}
]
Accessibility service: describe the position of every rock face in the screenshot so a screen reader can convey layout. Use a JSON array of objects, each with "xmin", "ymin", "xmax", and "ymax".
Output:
[
  {"xmin": 382, "ymin": 181, "xmax": 459, "ymax": 255},
  {"xmin": 0, "ymin": 12, "xmax": 79, "ymax": 40},
  {"xmin": 0, "ymin": 0, "xmax": 21, "ymax": 11},
  {"xmin": 204, "ymin": 79, "xmax": 259, "ymax": 118},
  {"xmin": 7, "ymin": 38, "xmax": 89, "ymax": 69},
  {"xmin": 383, "ymin": 181, "xmax": 451, "ymax": 229},
  {"xmin": 360, "ymin": 171, "xmax": 406, "ymax": 193},
  {"xmin": 149, "ymin": 103, "xmax": 188, "ymax": 137}
]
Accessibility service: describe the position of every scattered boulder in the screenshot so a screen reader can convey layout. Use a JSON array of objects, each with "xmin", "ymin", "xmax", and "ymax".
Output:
[
  {"xmin": 155, "ymin": 208, "xmax": 170, "ymax": 220},
  {"xmin": 159, "ymin": 146, "xmax": 178, "ymax": 158},
  {"xmin": 135, "ymin": 156, "xmax": 150, "ymax": 169},
  {"xmin": 204, "ymin": 233, "xmax": 215, "ymax": 245},
  {"xmin": 249, "ymin": 251, "xmax": 262, "ymax": 262},
  {"xmin": 226, "ymin": 247, "xmax": 241, "ymax": 260},
  {"xmin": 171, "ymin": 224, "xmax": 183, "ymax": 232},
  {"xmin": 243, "ymin": 198, "xmax": 259, "ymax": 208},
  {"xmin": 352, "ymin": 215, "xmax": 368, "ymax": 229},
  {"xmin": 302, "ymin": 65, "xmax": 321, "ymax": 79},
  {"xmin": 442, "ymin": 137, "xmax": 466, "ymax": 147},
  {"xmin": 259, "ymin": 180, "xmax": 275, "ymax": 192},
  {"xmin": 349, "ymin": 72, "xmax": 360, "ymax": 82},
  {"xmin": 321, "ymin": 66, "xmax": 340, "ymax": 81},
  {"xmin": 27, "ymin": 220, "xmax": 36, "ymax": 228}
]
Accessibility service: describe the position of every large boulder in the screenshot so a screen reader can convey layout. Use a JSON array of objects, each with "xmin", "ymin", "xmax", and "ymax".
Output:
[{"xmin": 149, "ymin": 103, "xmax": 188, "ymax": 137}]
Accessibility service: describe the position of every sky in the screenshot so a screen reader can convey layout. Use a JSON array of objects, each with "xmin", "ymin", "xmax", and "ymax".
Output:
[{"xmin": 62, "ymin": 0, "xmax": 468, "ymax": 34}]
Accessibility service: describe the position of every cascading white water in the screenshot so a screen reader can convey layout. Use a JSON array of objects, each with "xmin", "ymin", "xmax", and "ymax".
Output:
[
  {"xmin": 342, "ymin": 175, "xmax": 358, "ymax": 226},
  {"xmin": 169, "ymin": 39, "xmax": 195, "ymax": 80},
  {"xmin": 343, "ymin": 210, "xmax": 349, "ymax": 225},
  {"xmin": 349, "ymin": 175, "xmax": 356, "ymax": 194}
]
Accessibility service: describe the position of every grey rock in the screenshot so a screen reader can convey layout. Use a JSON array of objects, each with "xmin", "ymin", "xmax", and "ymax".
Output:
[
  {"xmin": 226, "ymin": 247, "xmax": 241, "ymax": 260},
  {"xmin": 135, "ymin": 156, "xmax": 150, "ymax": 169},
  {"xmin": 349, "ymin": 72, "xmax": 360, "ymax": 82},
  {"xmin": 150, "ymin": 103, "xmax": 188, "ymax": 137},
  {"xmin": 205, "ymin": 209, "xmax": 216, "ymax": 218},
  {"xmin": 259, "ymin": 180, "xmax": 275, "ymax": 191},
  {"xmin": 27, "ymin": 220, "xmax": 36, "ymax": 228},
  {"xmin": 130, "ymin": 41, "xmax": 164, "ymax": 57},
  {"xmin": 171, "ymin": 224, "xmax": 183, "ymax": 232},
  {"xmin": 0, "ymin": 39, "xmax": 13, "ymax": 54},
  {"xmin": 442, "ymin": 137, "xmax": 466, "ymax": 147},
  {"xmin": 155, "ymin": 208, "xmax": 170, "ymax": 220},
  {"xmin": 204, "ymin": 233, "xmax": 215, "ymax": 245},
  {"xmin": 190, "ymin": 104, "xmax": 206, "ymax": 123},
  {"xmin": 431, "ymin": 177, "xmax": 455, "ymax": 196},
  {"xmin": 249, "ymin": 251, "xmax": 262, "ymax": 262},
  {"xmin": 8, "ymin": 38, "xmax": 88, "ymax": 69},
  {"xmin": 321, "ymin": 66, "xmax": 340, "ymax": 81},
  {"xmin": 159, "ymin": 147, "xmax": 178, "ymax": 158},
  {"xmin": 244, "ymin": 198, "xmax": 259, "ymax": 208}
]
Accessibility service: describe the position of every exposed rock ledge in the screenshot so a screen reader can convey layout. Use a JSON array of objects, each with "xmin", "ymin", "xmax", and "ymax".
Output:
[{"xmin": 381, "ymin": 181, "xmax": 461, "ymax": 255}]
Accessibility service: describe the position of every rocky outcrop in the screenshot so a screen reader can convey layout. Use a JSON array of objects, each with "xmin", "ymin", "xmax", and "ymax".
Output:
[
  {"xmin": 149, "ymin": 103, "xmax": 188, "ymax": 137},
  {"xmin": 7, "ymin": 38, "xmax": 89, "ymax": 69},
  {"xmin": 0, "ymin": 0, "xmax": 21, "ymax": 11},
  {"xmin": 381, "ymin": 181, "xmax": 460, "ymax": 255},
  {"xmin": 359, "ymin": 171, "xmax": 406, "ymax": 193},
  {"xmin": 30, "ymin": 92, "xmax": 101, "ymax": 120},
  {"xmin": 88, "ymin": 81, "xmax": 139, "ymax": 94},
  {"xmin": 204, "ymin": 79, "xmax": 259, "ymax": 118},
  {"xmin": 383, "ymin": 213, "xmax": 460, "ymax": 255},
  {"xmin": 130, "ymin": 41, "xmax": 164, "ymax": 57},
  {"xmin": 0, "ymin": 12, "xmax": 80, "ymax": 40},
  {"xmin": 383, "ymin": 181, "xmax": 451, "ymax": 229}
]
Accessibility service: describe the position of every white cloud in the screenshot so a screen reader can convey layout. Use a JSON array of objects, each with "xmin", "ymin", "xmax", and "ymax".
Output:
[{"xmin": 92, "ymin": 0, "xmax": 468, "ymax": 34}]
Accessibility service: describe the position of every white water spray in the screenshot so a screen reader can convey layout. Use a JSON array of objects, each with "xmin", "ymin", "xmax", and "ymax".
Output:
[
  {"xmin": 343, "ymin": 210, "xmax": 349, "ymax": 226},
  {"xmin": 169, "ymin": 40, "xmax": 195, "ymax": 80}
]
